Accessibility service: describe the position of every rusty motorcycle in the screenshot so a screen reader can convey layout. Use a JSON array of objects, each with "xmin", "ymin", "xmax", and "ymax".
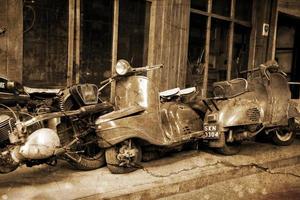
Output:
[{"xmin": 0, "ymin": 76, "xmax": 112, "ymax": 173}]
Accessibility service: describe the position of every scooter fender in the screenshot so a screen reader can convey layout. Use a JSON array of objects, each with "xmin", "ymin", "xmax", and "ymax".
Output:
[
  {"xmin": 95, "ymin": 105, "xmax": 145, "ymax": 124},
  {"xmin": 96, "ymin": 112, "xmax": 165, "ymax": 148},
  {"xmin": 217, "ymin": 98, "xmax": 264, "ymax": 128}
]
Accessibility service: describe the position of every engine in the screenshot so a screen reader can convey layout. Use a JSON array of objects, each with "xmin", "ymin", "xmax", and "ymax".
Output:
[{"xmin": 0, "ymin": 114, "xmax": 15, "ymax": 143}]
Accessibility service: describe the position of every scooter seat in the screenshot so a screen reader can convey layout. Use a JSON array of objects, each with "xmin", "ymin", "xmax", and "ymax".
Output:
[
  {"xmin": 179, "ymin": 87, "xmax": 196, "ymax": 95},
  {"xmin": 24, "ymin": 86, "xmax": 60, "ymax": 95},
  {"xmin": 159, "ymin": 87, "xmax": 180, "ymax": 98}
]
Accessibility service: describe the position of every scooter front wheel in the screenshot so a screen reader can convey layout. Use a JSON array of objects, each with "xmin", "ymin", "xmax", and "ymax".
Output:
[{"xmin": 105, "ymin": 140, "xmax": 142, "ymax": 174}]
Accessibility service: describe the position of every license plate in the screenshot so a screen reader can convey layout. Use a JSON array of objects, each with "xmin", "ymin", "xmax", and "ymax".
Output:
[{"xmin": 203, "ymin": 125, "xmax": 220, "ymax": 139}]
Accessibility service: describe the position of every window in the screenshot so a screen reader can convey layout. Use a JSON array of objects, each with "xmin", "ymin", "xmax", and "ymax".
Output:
[
  {"xmin": 191, "ymin": 0, "xmax": 207, "ymax": 11},
  {"xmin": 80, "ymin": 0, "xmax": 113, "ymax": 85},
  {"xmin": 187, "ymin": 0, "xmax": 253, "ymax": 97},
  {"xmin": 187, "ymin": 13, "xmax": 207, "ymax": 87},
  {"xmin": 23, "ymin": 0, "xmax": 150, "ymax": 94},
  {"xmin": 118, "ymin": 0, "xmax": 150, "ymax": 67},
  {"xmin": 23, "ymin": 0, "xmax": 68, "ymax": 87}
]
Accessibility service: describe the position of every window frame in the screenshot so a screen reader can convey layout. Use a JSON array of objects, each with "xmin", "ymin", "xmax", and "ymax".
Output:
[{"xmin": 190, "ymin": 0, "xmax": 255, "ymax": 97}]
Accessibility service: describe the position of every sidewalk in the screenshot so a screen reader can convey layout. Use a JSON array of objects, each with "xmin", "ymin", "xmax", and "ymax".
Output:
[{"xmin": 0, "ymin": 139, "xmax": 300, "ymax": 200}]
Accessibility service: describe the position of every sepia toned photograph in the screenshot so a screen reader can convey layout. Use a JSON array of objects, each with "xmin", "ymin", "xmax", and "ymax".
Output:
[{"xmin": 0, "ymin": 0, "xmax": 299, "ymax": 199}]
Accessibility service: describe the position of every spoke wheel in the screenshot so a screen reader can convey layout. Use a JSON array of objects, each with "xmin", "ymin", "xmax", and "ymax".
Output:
[
  {"xmin": 272, "ymin": 129, "xmax": 295, "ymax": 146},
  {"xmin": 59, "ymin": 95, "xmax": 105, "ymax": 170},
  {"xmin": 67, "ymin": 134, "xmax": 105, "ymax": 170},
  {"xmin": 105, "ymin": 140, "xmax": 142, "ymax": 174}
]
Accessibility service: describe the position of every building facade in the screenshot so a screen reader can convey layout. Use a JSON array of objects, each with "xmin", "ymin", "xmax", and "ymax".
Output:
[{"xmin": 0, "ymin": 0, "xmax": 297, "ymax": 98}]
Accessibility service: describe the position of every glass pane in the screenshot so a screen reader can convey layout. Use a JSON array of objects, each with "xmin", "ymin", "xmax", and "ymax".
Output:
[
  {"xmin": 235, "ymin": 0, "xmax": 252, "ymax": 21},
  {"xmin": 212, "ymin": 0, "xmax": 231, "ymax": 17},
  {"xmin": 118, "ymin": 0, "xmax": 150, "ymax": 67},
  {"xmin": 191, "ymin": 0, "xmax": 208, "ymax": 11},
  {"xmin": 209, "ymin": 19, "xmax": 229, "ymax": 81},
  {"xmin": 23, "ymin": 0, "xmax": 68, "ymax": 87},
  {"xmin": 231, "ymin": 24, "xmax": 250, "ymax": 78},
  {"xmin": 187, "ymin": 13, "xmax": 207, "ymax": 87},
  {"xmin": 80, "ymin": 0, "xmax": 113, "ymax": 86}
]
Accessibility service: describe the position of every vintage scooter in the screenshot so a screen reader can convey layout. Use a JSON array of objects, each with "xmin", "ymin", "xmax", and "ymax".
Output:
[
  {"xmin": 202, "ymin": 60, "xmax": 300, "ymax": 155},
  {"xmin": 95, "ymin": 60, "xmax": 204, "ymax": 174}
]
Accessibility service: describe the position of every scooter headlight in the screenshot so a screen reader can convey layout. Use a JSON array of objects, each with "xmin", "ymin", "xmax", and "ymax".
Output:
[{"xmin": 115, "ymin": 59, "xmax": 131, "ymax": 75}]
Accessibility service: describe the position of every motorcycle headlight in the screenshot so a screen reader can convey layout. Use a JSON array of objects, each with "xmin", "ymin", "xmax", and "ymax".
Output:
[{"xmin": 115, "ymin": 59, "xmax": 131, "ymax": 75}]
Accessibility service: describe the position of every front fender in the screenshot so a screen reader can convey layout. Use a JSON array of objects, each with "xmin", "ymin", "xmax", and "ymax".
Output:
[{"xmin": 95, "ymin": 105, "xmax": 145, "ymax": 124}]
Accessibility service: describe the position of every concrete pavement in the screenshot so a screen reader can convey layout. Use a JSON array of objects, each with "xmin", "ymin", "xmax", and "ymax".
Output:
[{"xmin": 0, "ymin": 139, "xmax": 300, "ymax": 200}]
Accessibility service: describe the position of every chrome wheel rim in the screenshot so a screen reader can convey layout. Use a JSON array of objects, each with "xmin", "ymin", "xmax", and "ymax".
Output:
[{"xmin": 275, "ymin": 130, "xmax": 293, "ymax": 141}]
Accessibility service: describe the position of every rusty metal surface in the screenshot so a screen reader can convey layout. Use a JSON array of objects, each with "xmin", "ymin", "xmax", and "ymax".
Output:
[
  {"xmin": 97, "ymin": 75, "xmax": 204, "ymax": 148},
  {"xmin": 114, "ymin": 76, "xmax": 160, "ymax": 112}
]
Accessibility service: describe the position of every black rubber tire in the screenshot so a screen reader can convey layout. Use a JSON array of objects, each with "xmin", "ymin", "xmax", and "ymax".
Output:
[
  {"xmin": 272, "ymin": 129, "xmax": 296, "ymax": 146},
  {"xmin": 68, "ymin": 150, "xmax": 106, "ymax": 170},
  {"xmin": 105, "ymin": 142, "xmax": 142, "ymax": 174},
  {"xmin": 215, "ymin": 141, "xmax": 242, "ymax": 156}
]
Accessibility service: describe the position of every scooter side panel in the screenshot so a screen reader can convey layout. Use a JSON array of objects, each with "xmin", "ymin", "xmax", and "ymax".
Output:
[
  {"xmin": 160, "ymin": 102, "xmax": 202, "ymax": 140},
  {"xmin": 97, "ymin": 112, "xmax": 168, "ymax": 148}
]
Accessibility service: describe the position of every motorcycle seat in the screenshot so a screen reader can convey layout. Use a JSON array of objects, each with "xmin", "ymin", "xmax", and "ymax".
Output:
[
  {"xmin": 24, "ymin": 86, "xmax": 60, "ymax": 95},
  {"xmin": 159, "ymin": 87, "xmax": 180, "ymax": 98},
  {"xmin": 179, "ymin": 87, "xmax": 196, "ymax": 95}
]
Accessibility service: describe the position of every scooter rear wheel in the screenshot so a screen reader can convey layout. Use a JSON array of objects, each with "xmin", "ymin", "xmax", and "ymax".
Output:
[
  {"xmin": 272, "ymin": 129, "xmax": 295, "ymax": 146},
  {"xmin": 215, "ymin": 141, "xmax": 242, "ymax": 155},
  {"xmin": 106, "ymin": 140, "xmax": 142, "ymax": 174}
]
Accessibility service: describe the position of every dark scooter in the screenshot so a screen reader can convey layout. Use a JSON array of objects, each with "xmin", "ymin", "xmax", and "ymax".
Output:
[{"xmin": 95, "ymin": 60, "xmax": 204, "ymax": 173}]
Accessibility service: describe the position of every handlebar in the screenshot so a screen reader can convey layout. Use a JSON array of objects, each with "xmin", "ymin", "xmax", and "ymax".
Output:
[{"xmin": 131, "ymin": 64, "xmax": 163, "ymax": 72}]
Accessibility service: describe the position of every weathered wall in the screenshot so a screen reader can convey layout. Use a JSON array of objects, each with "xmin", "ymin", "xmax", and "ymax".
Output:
[
  {"xmin": 148, "ymin": 0, "xmax": 190, "ymax": 91},
  {"xmin": 0, "ymin": 0, "xmax": 23, "ymax": 82}
]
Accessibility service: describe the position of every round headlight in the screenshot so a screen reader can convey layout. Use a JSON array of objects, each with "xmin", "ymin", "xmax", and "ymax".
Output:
[{"xmin": 115, "ymin": 59, "xmax": 131, "ymax": 75}]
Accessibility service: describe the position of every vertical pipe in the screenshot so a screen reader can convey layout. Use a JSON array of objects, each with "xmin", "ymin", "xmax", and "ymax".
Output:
[
  {"xmin": 67, "ymin": 0, "xmax": 75, "ymax": 86},
  {"xmin": 75, "ymin": 0, "xmax": 81, "ymax": 84},
  {"xmin": 110, "ymin": 0, "xmax": 119, "ymax": 103},
  {"xmin": 227, "ymin": 0, "xmax": 235, "ymax": 80},
  {"xmin": 248, "ymin": 0, "xmax": 257, "ymax": 69},
  {"xmin": 202, "ymin": 0, "xmax": 212, "ymax": 98}
]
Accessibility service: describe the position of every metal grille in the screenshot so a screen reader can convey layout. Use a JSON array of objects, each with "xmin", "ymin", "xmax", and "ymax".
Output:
[
  {"xmin": 246, "ymin": 108, "xmax": 260, "ymax": 122},
  {"xmin": 0, "ymin": 115, "xmax": 15, "ymax": 142}
]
